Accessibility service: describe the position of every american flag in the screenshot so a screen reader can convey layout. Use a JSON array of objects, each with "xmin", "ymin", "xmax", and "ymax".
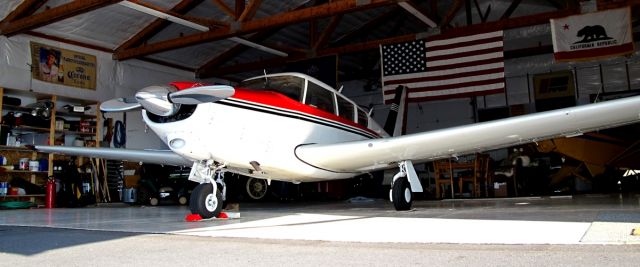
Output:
[{"xmin": 380, "ymin": 30, "xmax": 505, "ymax": 104}]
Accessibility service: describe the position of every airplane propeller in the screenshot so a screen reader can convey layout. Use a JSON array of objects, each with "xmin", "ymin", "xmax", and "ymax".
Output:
[{"xmin": 101, "ymin": 84, "xmax": 235, "ymax": 116}]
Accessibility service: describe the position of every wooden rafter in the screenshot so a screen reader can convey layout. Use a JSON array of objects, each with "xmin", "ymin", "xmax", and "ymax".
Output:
[
  {"xmin": 439, "ymin": 0, "xmax": 464, "ymax": 27},
  {"xmin": 114, "ymin": 0, "xmax": 399, "ymax": 60},
  {"xmin": 238, "ymin": 0, "xmax": 262, "ymax": 22},
  {"xmin": 26, "ymin": 31, "xmax": 113, "ymax": 53},
  {"xmin": 332, "ymin": 7, "xmax": 401, "ymax": 47},
  {"xmin": 473, "ymin": 0, "xmax": 491, "ymax": 23},
  {"xmin": 310, "ymin": 19, "xmax": 318, "ymax": 48},
  {"xmin": 398, "ymin": 1, "xmax": 437, "ymax": 27},
  {"xmin": 0, "ymin": 0, "xmax": 121, "ymax": 37},
  {"xmin": 500, "ymin": 0, "xmax": 523, "ymax": 20},
  {"xmin": 125, "ymin": 0, "xmax": 227, "ymax": 27},
  {"xmin": 544, "ymin": 0, "xmax": 564, "ymax": 10},
  {"xmin": 211, "ymin": 0, "xmax": 236, "ymax": 19},
  {"xmin": 206, "ymin": 7, "xmax": 581, "ymax": 77},
  {"xmin": 313, "ymin": 15, "xmax": 343, "ymax": 51},
  {"xmin": 116, "ymin": 0, "xmax": 204, "ymax": 51},
  {"xmin": 196, "ymin": 30, "xmax": 281, "ymax": 77},
  {"xmin": 0, "ymin": 0, "xmax": 46, "ymax": 24},
  {"xmin": 197, "ymin": 2, "xmax": 311, "ymax": 78},
  {"xmin": 235, "ymin": 0, "xmax": 246, "ymax": 18}
]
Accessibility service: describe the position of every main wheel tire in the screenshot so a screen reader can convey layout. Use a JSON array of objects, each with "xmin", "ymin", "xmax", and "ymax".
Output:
[
  {"xmin": 246, "ymin": 177, "xmax": 268, "ymax": 200},
  {"xmin": 189, "ymin": 183, "xmax": 223, "ymax": 219},
  {"xmin": 392, "ymin": 177, "xmax": 412, "ymax": 210}
]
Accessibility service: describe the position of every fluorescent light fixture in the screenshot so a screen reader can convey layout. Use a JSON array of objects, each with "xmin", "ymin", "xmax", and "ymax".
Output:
[
  {"xmin": 228, "ymin": 37, "xmax": 288, "ymax": 57},
  {"xmin": 119, "ymin": 1, "xmax": 288, "ymax": 57},
  {"xmin": 119, "ymin": 1, "xmax": 209, "ymax": 31},
  {"xmin": 398, "ymin": 1, "xmax": 437, "ymax": 28}
]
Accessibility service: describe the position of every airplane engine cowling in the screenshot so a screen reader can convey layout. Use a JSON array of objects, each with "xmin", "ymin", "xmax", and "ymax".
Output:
[{"xmin": 135, "ymin": 85, "xmax": 180, "ymax": 117}]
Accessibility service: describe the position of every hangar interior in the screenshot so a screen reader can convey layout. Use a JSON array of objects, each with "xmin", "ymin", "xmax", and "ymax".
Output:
[{"xmin": 0, "ymin": 0, "xmax": 640, "ymax": 209}]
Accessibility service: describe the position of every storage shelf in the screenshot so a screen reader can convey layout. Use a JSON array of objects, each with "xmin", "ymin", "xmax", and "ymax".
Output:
[
  {"xmin": 7, "ymin": 125, "xmax": 51, "ymax": 133},
  {"xmin": 2, "ymin": 170, "xmax": 49, "ymax": 174},
  {"xmin": 55, "ymin": 110, "xmax": 96, "ymax": 119},
  {"xmin": 0, "ymin": 145, "xmax": 40, "ymax": 152},
  {"xmin": 1, "ymin": 87, "xmax": 101, "ymax": 206},
  {"xmin": 55, "ymin": 130, "xmax": 97, "ymax": 136},
  {"xmin": 0, "ymin": 194, "xmax": 45, "ymax": 198},
  {"xmin": 1, "ymin": 104, "xmax": 32, "ymax": 113}
]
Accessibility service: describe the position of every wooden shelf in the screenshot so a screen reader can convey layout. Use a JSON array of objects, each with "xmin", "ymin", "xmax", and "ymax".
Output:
[
  {"xmin": 55, "ymin": 110, "xmax": 97, "ymax": 119},
  {"xmin": 0, "ymin": 87, "xmax": 101, "ymax": 206},
  {"xmin": 8, "ymin": 125, "xmax": 51, "ymax": 133},
  {"xmin": 55, "ymin": 130, "xmax": 97, "ymax": 136},
  {"xmin": 0, "ymin": 194, "xmax": 45, "ymax": 198},
  {"xmin": 0, "ymin": 145, "xmax": 40, "ymax": 152},
  {"xmin": 2, "ymin": 170, "xmax": 49, "ymax": 174}
]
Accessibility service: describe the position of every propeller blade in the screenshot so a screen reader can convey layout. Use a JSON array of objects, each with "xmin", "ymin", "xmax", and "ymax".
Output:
[
  {"xmin": 168, "ymin": 85, "xmax": 235, "ymax": 105},
  {"xmin": 100, "ymin": 97, "xmax": 141, "ymax": 112}
]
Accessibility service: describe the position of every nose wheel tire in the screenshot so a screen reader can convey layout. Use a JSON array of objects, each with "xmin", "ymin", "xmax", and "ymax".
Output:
[
  {"xmin": 392, "ymin": 177, "xmax": 412, "ymax": 211},
  {"xmin": 190, "ymin": 183, "xmax": 223, "ymax": 219}
]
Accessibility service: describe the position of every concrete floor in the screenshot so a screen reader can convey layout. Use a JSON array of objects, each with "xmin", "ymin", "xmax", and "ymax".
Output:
[{"xmin": 1, "ymin": 194, "xmax": 640, "ymax": 245}]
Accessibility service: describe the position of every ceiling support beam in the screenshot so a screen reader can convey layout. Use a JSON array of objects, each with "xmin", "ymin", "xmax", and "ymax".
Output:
[
  {"xmin": 238, "ymin": 0, "xmax": 262, "ymax": 22},
  {"xmin": 114, "ymin": 0, "xmax": 399, "ymax": 60},
  {"xmin": 332, "ymin": 7, "xmax": 401, "ymax": 47},
  {"xmin": 439, "ymin": 0, "xmax": 464, "ymax": 27},
  {"xmin": 204, "ymin": 7, "xmax": 580, "ymax": 77},
  {"xmin": 473, "ymin": 0, "xmax": 491, "ymax": 23},
  {"xmin": 398, "ymin": 1, "xmax": 437, "ymax": 27},
  {"xmin": 313, "ymin": 15, "xmax": 343, "ymax": 51},
  {"xmin": 0, "ymin": 0, "xmax": 46, "ymax": 24},
  {"xmin": 0, "ymin": 0, "xmax": 121, "ymax": 37},
  {"xmin": 211, "ymin": 0, "xmax": 236, "ymax": 19},
  {"xmin": 116, "ymin": 0, "xmax": 204, "ymax": 51},
  {"xmin": 500, "ymin": 0, "xmax": 522, "ymax": 20}
]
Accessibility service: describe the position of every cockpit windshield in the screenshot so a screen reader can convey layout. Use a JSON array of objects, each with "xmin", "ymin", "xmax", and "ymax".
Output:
[{"xmin": 239, "ymin": 75, "xmax": 304, "ymax": 102}]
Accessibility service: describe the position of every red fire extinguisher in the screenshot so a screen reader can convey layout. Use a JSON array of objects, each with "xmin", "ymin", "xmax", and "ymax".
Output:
[{"xmin": 45, "ymin": 177, "xmax": 56, "ymax": 209}]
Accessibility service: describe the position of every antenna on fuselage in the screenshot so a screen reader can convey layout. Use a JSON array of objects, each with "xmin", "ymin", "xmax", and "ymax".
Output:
[
  {"xmin": 338, "ymin": 85, "xmax": 344, "ymax": 93},
  {"xmin": 263, "ymin": 69, "xmax": 268, "ymax": 85}
]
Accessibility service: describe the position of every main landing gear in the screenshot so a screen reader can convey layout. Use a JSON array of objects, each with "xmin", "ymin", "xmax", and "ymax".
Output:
[
  {"xmin": 390, "ymin": 160, "xmax": 423, "ymax": 211},
  {"xmin": 188, "ymin": 161, "xmax": 227, "ymax": 219}
]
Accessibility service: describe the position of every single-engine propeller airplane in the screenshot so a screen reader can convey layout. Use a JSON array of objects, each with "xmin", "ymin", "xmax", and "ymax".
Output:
[{"xmin": 37, "ymin": 72, "xmax": 640, "ymax": 218}]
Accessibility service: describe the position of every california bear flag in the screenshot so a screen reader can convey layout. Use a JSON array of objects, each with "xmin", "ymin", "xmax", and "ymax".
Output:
[{"xmin": 551, "ymin": 7, "xmax": 634, "ymax": 61}]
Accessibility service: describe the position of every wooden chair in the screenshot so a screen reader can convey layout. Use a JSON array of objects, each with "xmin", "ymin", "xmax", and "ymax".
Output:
[
  {"xmin": 433, "ymin": 159, "xmax": 455, "ymax": 199},
  {"xmin": 458, "ymin": 153, "xmax": 491, "ymax": 197}
]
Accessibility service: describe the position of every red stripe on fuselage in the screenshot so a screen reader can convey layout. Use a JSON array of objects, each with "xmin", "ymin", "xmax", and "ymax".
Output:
[
  {"xmin": 232, "ymin": 88, "xmax": 380, "ymax": 138},
  {"xmin": 166, "ymin": 82, "xmax": 380, "ymax": 138}
]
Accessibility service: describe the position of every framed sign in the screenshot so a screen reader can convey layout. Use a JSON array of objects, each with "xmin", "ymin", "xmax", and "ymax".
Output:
[{"xmin": 30, "ymin": 42, "xmax": 97, "ymax": 90}]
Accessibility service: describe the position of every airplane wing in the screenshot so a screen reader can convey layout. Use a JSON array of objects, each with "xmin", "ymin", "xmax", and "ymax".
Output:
[
  {"xmin": 295, "ymin": 95, "xmax": 640, "ymax": 173},
  {"xmin": 35, "ymin": 146, "xmax": 192, "ymax": 166}
]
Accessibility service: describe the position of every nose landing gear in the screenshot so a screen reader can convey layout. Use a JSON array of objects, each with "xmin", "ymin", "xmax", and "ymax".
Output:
[{"xmin": 188, "ymin": 161, "xmax": 227, "ymax": 219}]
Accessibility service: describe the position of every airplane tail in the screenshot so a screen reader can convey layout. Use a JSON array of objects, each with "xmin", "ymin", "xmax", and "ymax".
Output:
[{"xmin": 382, "ymin": 85, "xmax": 407, "ymax": 137}]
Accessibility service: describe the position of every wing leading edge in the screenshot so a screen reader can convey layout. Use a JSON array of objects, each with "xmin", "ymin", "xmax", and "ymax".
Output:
[
  {"xmin": 35, "ymin": 146, "xmax": 192, "ymax": 166},
  {"xmin": 295, "ymin": 95, "xmax": 640, "ymax": 173}
]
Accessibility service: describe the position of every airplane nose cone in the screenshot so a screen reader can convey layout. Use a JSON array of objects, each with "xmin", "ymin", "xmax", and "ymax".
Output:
[{"xmin": 135, "ymin": 85, "xmax": 180, "ymax": 116}]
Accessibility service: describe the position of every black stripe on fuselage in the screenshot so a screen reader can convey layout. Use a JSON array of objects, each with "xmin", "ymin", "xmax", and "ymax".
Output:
[{"xmin": 217, "ymin": 98, "xmax": 380, "ymax": 139}]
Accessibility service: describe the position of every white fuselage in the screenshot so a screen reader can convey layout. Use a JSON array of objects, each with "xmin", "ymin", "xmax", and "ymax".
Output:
[{"xmin": 143, "ymin": 99, "xmax": 379, "ymax": 182}]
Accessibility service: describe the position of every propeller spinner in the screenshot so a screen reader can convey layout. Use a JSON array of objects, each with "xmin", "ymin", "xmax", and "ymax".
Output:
[{"xmin": 100, "ymin": 84, "xmax": 235, "ymax": 116}]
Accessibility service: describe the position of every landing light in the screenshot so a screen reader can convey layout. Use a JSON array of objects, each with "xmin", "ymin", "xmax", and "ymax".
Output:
[{"xmin": 169, "ymin": 138, "xmax": 186, "ymax": 149}]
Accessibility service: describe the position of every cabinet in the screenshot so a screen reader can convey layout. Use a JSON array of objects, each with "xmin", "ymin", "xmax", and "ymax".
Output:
[{"xmin": 0, "ymin": 87, "xmax": 101, "ymax": 204}]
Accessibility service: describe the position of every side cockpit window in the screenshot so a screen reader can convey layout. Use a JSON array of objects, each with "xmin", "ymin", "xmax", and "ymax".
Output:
[
  {"xmin": 357, "ymin": 109, "xmax": 368, "ymax": 127},
  {"xmin": 336, "ymin": 96, "xmax": 355, "ymax": 122},
  {"xmin": 305, "ymin": 81, "xmax": 336, "ymax": 114},
  {"xmin": 240, "ymin": 76, "xmax": 303, "ymax": 102}
]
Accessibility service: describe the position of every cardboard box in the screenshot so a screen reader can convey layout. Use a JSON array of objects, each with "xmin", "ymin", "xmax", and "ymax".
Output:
[
  {"xmin": 124, "ymin": 175, "xmax": 141, "ymax": 188},
  {"xmin": 493, "ymin": 182, "xmax": 508, "ymax": 197}
]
